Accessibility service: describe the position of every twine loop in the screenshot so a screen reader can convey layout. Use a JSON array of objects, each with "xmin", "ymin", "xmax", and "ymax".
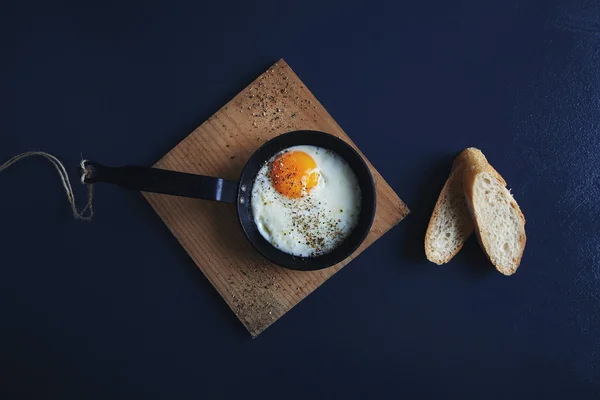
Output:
[{"xmin": 0, "ymin": 151, "xmax": 94, "ymax": 221}]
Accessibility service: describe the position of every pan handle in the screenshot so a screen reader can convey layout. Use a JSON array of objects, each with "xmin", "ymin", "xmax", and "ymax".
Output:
[{"xmin": 81, "ymin": 161, "xmax": 238, "ymax": 204}]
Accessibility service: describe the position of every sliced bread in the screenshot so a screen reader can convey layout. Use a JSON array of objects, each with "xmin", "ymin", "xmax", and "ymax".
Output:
[
  {"xmin": 424, "ymin": 150, "xmax": 474, "ymax": 265},
  {"xmin": 462, "ymin": 148, "xmax": 526, "ymax": 275}
]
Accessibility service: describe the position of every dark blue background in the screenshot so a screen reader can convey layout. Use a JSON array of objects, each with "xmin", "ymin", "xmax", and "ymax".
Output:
[{"xmin": 1, "ymin": 0, "xmax": 599, "ymax": 398}]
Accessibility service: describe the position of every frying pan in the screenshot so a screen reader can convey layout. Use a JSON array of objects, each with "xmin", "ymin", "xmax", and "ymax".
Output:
[{"xmin": 82, "ymin": 130, "xmax": 376, "ymax": 271}]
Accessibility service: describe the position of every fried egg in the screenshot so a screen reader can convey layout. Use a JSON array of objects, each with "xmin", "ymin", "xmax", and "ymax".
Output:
[{"xmin": 251, "ymin": 145, "xmax": 362, "ymax": 257}]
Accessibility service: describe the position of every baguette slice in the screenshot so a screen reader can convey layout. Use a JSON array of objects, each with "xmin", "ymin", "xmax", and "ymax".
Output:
[
  {"xmin": 462, "ymin": 148, "xmax": 526, "ymax": 275},
  {"xmin": 425, "ymin": 150, "xmax": 474, "ymax": 265}
]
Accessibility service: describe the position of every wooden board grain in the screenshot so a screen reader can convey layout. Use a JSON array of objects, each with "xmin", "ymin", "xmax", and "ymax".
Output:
[{"xmin": 143, "ymin": 60, "xmax": 409, "ymax": 336}]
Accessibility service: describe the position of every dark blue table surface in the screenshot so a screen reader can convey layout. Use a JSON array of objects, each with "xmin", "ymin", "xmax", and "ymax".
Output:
[{"xmin": 1, "ymin": 0, "xmax": 599, "ymax": 398}]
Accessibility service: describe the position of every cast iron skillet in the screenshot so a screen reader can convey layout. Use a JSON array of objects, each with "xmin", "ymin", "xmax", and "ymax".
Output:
[{"xmin": 83, "ymin": 130, "xmax": 376, "ymax": 271}]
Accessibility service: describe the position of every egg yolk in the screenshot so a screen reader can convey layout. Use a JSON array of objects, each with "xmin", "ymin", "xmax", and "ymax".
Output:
[{"xmin": 270, "ymin": 151, "xmax": 319, "ymax": 198}]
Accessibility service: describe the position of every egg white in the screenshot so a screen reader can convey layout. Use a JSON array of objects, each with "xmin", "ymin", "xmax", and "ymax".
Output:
[{"xmin": 250, "ymin": 145, "xmax": 362, "ymax": 257}]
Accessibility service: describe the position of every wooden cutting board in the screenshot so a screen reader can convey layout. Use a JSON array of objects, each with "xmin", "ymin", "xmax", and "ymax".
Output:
[{"xmin": 143, "ymin": 59, "xmax": 409, "ymax": 337}]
